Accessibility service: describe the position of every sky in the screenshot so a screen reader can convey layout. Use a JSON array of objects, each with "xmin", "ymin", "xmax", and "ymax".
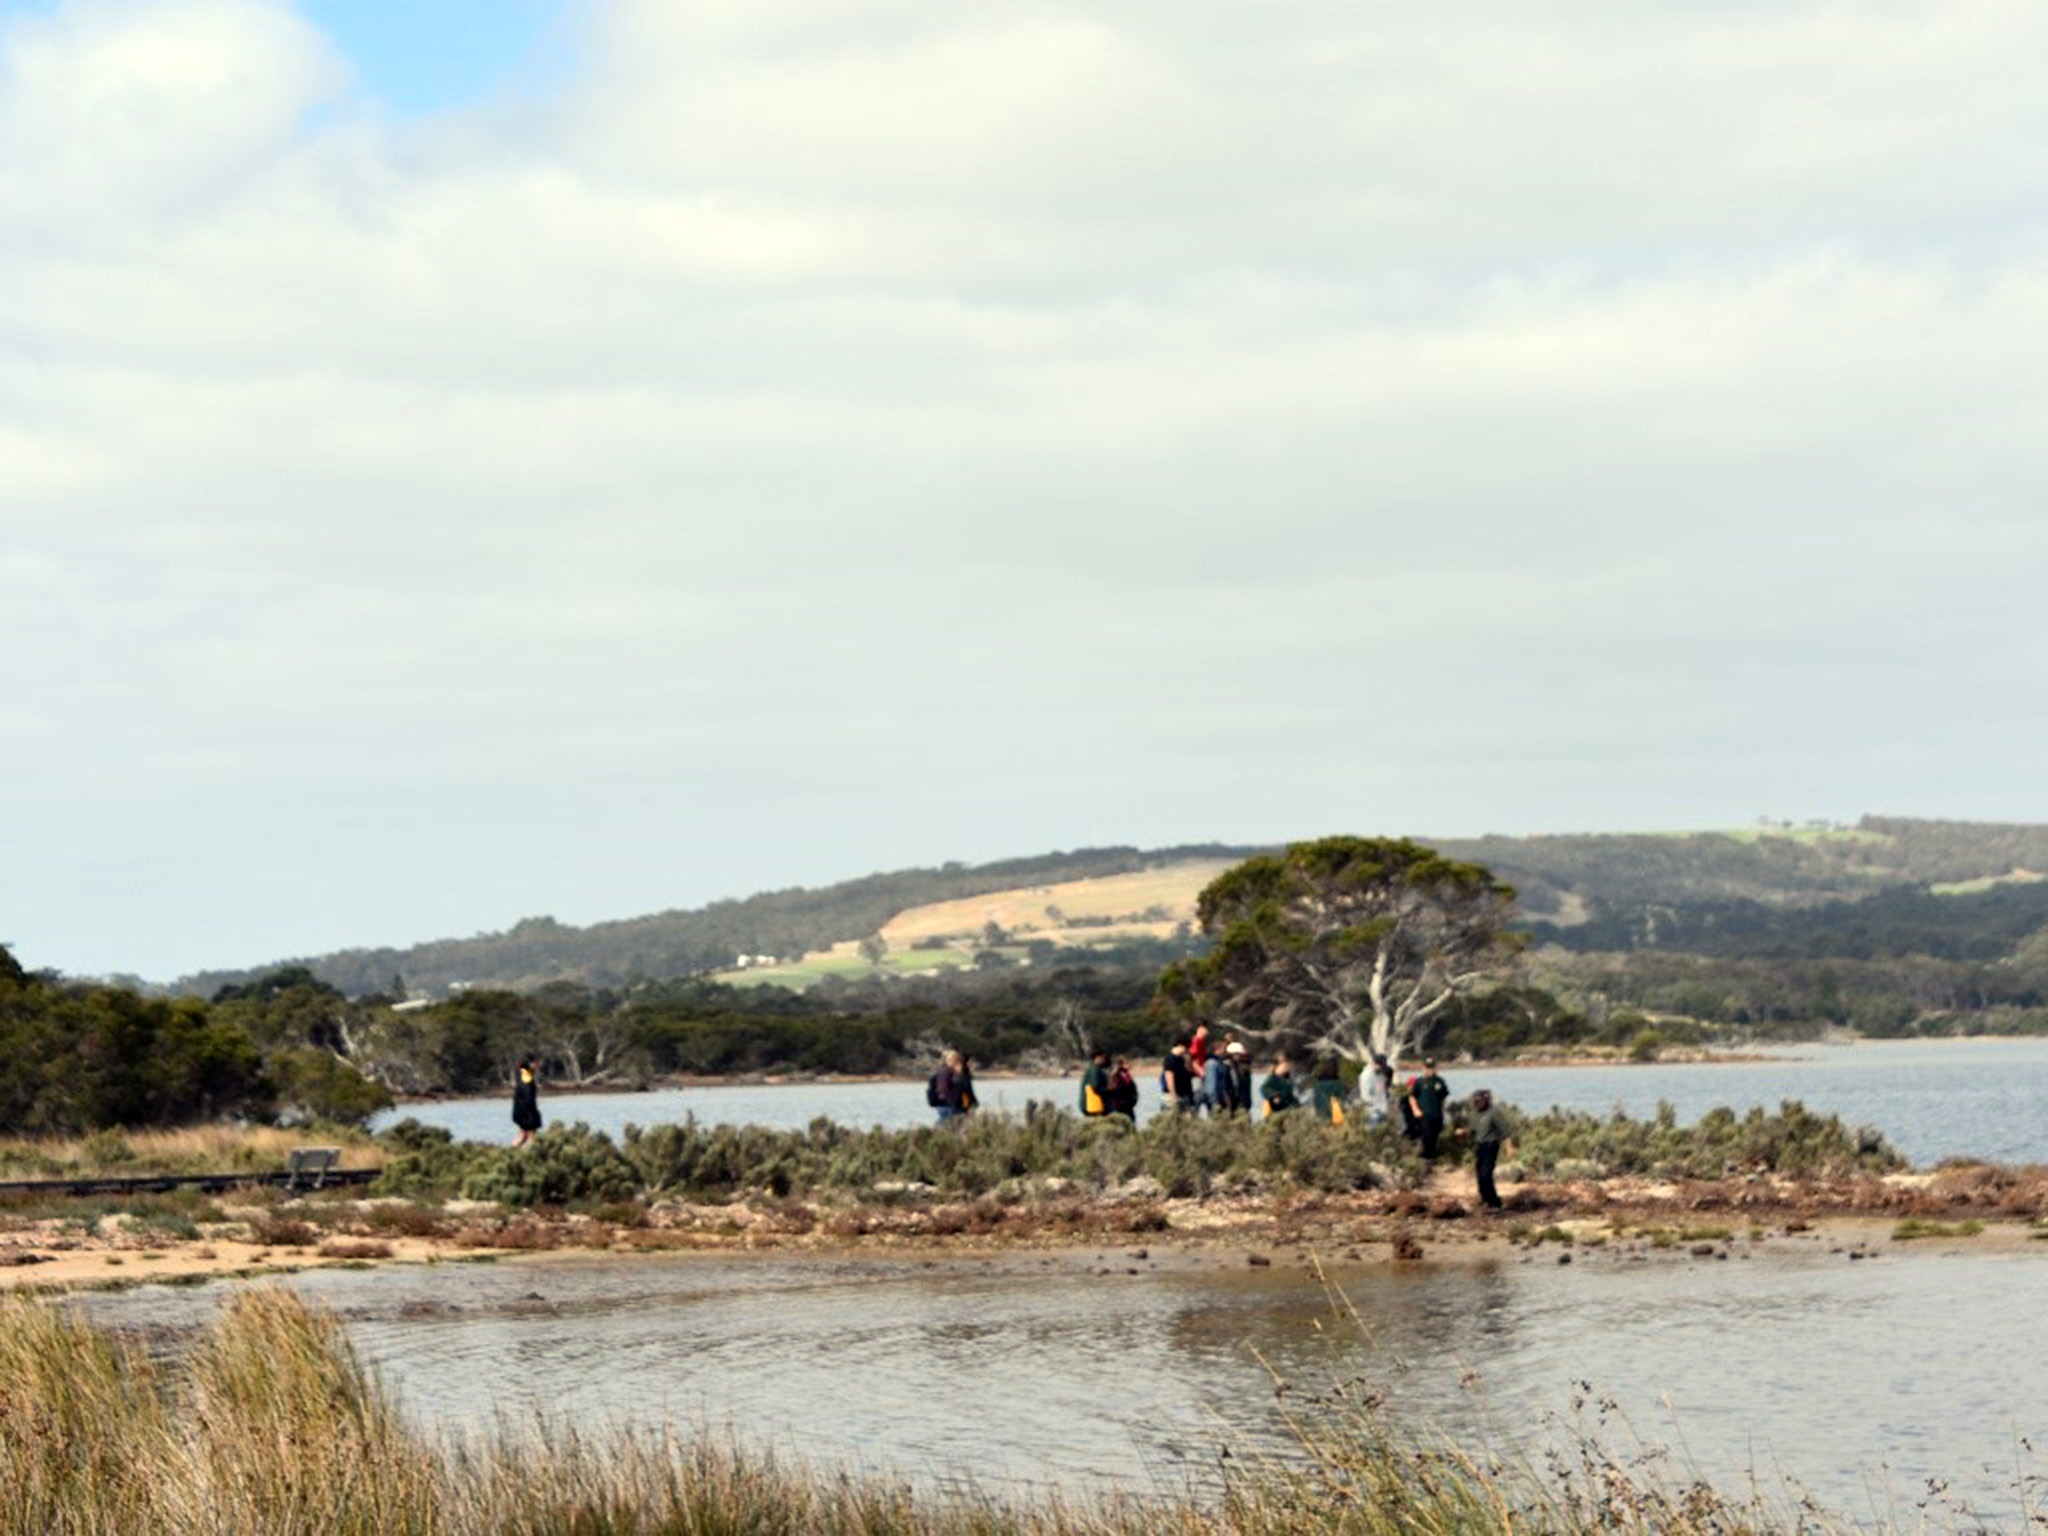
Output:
[{"xmin": 6, "ymin": 0, "xmax": 2048, "ymax": 982}]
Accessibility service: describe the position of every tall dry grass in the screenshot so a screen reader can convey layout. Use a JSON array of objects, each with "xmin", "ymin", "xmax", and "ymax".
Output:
[
  {"xmin": 0, "ymin": 1124, "xmax": 382, "ymax": 1181},
  {"xmin": 0, "ymin": 1288, "xmax": 1880, "ymax": 1536}
]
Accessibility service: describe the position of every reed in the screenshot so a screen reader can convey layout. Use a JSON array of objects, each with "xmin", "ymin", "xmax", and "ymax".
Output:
[{"xmin": 0, "ymin": 1289, "xmax": 1879, "ymax": 1536}]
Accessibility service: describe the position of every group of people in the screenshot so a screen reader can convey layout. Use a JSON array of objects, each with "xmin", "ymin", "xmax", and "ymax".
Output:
[
  {"xmin": 509, "ymin": 1029, "xmax": 1515, "ymax": 1211},
  {"xmin": 1076, "ymin": 1033, "xmax": 1516, "ymax": 1211}
]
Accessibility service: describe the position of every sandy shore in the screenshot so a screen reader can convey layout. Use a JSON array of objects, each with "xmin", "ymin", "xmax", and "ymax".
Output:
[{"xmin": 4, "ymin": 1162, "xmax": 2040, "ymax": 1294}]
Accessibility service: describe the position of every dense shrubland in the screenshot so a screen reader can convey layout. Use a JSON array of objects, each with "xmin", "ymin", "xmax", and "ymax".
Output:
[{"xmin": 371, "ymin": 1099, "xmax": 1900, "ymax": 1210}]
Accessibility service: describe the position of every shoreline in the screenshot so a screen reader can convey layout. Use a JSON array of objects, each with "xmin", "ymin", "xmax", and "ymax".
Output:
[
  {"xmin": 392, "ymin": 1033, "xmax": 2048, "ymax": 1104},
  {"xmin": 7, "ymin": 1163, "xmax": 2041, "ymax": 1296},
  {"xmin": 385, "ymin": 1048, "xmax": 1794, "ymax": 1104}
]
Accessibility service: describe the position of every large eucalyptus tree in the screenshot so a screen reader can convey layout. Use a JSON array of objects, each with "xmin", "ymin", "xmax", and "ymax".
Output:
[{"xmin": 1158, "ymin": 836, "xmax": 1522, "ymax": 1066}]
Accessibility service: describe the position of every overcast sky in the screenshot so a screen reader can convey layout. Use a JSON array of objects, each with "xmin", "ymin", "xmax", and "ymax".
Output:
[{"xmin": 7, "ymin": 0, "xmax": 2048, "ymax": 981}]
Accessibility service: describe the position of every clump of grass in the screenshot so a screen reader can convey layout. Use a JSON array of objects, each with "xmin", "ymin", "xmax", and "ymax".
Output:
[
  {"xmin": 1892, "ymin": 1218, "xmax": 1986, "ymax": 1241},
  {"xmin": 243, "ymin": 1214, "xmax": 317, "ymax": 1248},
  {"xmin": 316, "ymin": 1239, "xmax": 393, "ymax": 1260},
  {"xmin": 355, "ymin": 1201, "xmax": 452, "ymax": 1240}
]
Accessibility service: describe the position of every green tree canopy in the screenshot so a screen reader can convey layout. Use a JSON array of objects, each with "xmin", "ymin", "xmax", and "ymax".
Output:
[{"xmin": 1157, "ymin": 836, "xmax": 1522, "ymax": 1065}]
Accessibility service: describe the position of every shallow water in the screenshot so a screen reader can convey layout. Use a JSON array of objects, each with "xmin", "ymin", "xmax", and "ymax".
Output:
[
  {"xmin": 80, "ymin": 1238, "xmax": 2048, "ymax": 1523},
  {"xmin": 376, "ymin": 1037, "xmax": 2048, "ymax": 1168}
]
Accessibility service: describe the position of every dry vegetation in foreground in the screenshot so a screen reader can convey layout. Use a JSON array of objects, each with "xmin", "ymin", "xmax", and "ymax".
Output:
[
  {"xmin": 0, "ymin": 1124, "xmax": 381, "ymax": 1181},
  {"xmin": 0, "ymin": 1286, "xmax": 1931, "ymax": 1536}
]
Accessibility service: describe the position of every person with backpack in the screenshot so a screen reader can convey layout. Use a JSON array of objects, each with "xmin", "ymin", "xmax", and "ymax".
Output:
[
  {"xmin": 1200, "ymin": 1047, "xmax": 1234, "ymax": 1115},
  {"xmin": 1225, "ymin": 1040, "xmax": 1253, "ymax": 1115},
  {"xmin": 1261, "ymin": 1055, "xmax": 1301, "ymax": 1117},
  {"xmin": 1310, "ymin": 1059, "xmax": 1348, "ymax": 1124},
  {"xmin": 927, "ymin": 1050, "xmax": 969, "ymax": 1122},
  {"xmin": 1079, "ymin": 1049, "xmax": 1112, "ymax": 1116}
]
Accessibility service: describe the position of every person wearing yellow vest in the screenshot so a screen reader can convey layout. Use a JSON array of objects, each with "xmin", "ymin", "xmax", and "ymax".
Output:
[
  {"xmin": 1079, "ymin": 1049, "xmax": 1112, "ymax": 1116},
  {"xmin": 1310, "ymin": 1059, "xmax": 1347, "ymax": 1124},
  {"xmin": 1260, "ymin": 1056, "xmax": 1301, "ymax": 1117}
]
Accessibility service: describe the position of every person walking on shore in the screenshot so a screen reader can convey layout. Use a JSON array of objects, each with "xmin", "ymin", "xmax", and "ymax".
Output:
[
  {"xmin": 1310, "ymin": 1059, "xmax": 1347, "ymax": 1124},
  {"xmin": 1162, "ymin": 1039, "xmax": 1196, "ymax": 1113},
  {"xmin": 1106, "ymin": 1056, "xmax": 1139, "ymax": 1121},
  {"xmin": 1226, "ymin": 1041, "xmax": 1253, "ymax": 1116},
  {"xmin": 1080, "ymin": 1049, "xmax": 1112, "ymax": 1116},
  {"xmin": 929, "ymin": 1050, "xmax": 969, "ymax": 1122},
  {"xmin": 1408, "ymin": 1057, "xmax": 1450, "ymax": 1159},
  {"xmin": 1364, "ymin": 1056, "xmax": 1395, "ymax": 1127},
  {"xmin": 511, "ymin": 1055, "xmax": 542, "ymax": 1147},
  {"xmin": 1463, "ymin": 1088, "xmax": 1513, "ymax": 1210},
  {"xmin": 1201, "ymin": 1047, "xmax": 1234, "ymax": 1115},
  {"xmin": 957, "ymin": 1054, "xmax": 979, "ymax": 1115}
]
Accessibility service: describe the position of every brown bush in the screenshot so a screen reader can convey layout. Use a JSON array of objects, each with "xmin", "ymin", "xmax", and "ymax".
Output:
[
  {"xmin": 454, "ymin": 1218, "xmax": 561, "ymax": 1251},
  {"xmin": 316, "ymin": 1240, "xmax": 393, "ymax": 1260},
  {"xmin": 358, "ymin": 1203, "xmax": 451, "ymax": 1240},
  {"xmin": 245, "ymin": 1215, "xmax": 317, "ymax": 1248}
]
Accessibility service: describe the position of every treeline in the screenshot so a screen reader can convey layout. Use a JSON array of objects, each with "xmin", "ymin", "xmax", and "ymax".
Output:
[
  {"xmin": 0, "ymin": 947, "xmax": 390, "ymax": 1135},
  {"xmin": 1532, "ymin": 943, "xmax": 2048, "ymax": 1038},
  {"xmin": 174, "ymin": 843, "xmax": 1263, "ymax": 999},
  {"xmin": 340, "ymin": 964, "xmax": 1174, "ymax": 1095},
  {"xmin": 1529, "ymin": 870, "xmax": 2048, "ymax": 959}
]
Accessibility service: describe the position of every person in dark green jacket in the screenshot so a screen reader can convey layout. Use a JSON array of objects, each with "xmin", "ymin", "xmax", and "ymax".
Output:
[
  {"xmin": 1260, "ymin": 1056, "xmax": 1301, "ymax": 1117},
  {"xmin": 1407, "ymin": 1057, "xmax": 1450, "ymax": 1159},
  {"xmin": 1310, "ymin": 1059, "xmax": 1348, "ymax": 1124},
  {"xmin": 1079, "ymin": 1049, "xmax": 1112, "ymax": 1117}
]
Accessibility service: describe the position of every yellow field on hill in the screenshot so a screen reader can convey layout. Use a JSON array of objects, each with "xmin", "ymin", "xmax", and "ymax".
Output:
[
  {"xmin": 710, "ymin": 860, "xmax": 1232, "ymax": 985},
  {"xmin": 878, "ymin": 860, "xmax": 1233, "ymax": 946}
]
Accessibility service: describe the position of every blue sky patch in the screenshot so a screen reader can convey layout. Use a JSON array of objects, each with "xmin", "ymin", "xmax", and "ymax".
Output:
[{"xmin": 296, "ymin": 0, "xmax": 581, "ymax": 114}]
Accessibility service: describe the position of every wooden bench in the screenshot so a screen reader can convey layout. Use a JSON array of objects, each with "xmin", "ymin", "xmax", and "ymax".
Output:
[{"xmin": 286, "ymin": 1147, "xmax": 342, "ymax": 1190}]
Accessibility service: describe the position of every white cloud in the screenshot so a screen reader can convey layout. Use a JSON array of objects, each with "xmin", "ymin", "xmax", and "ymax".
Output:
[{"xmin": 6, "ymin": 0, "xmax": 2048, "ymax": 976}]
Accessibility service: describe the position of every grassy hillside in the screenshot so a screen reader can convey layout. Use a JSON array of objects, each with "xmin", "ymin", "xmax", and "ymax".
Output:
[{"xmin": 171, "ymin": 817, "xmax": 2048, "ymax": 1001}]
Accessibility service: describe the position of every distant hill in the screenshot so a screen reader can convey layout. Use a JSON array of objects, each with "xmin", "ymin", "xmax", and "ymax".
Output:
[
  {"xmin": 172, "ymin": 844, "xmax": 1263, "ymax": 999},
  {"xmin": 172, "ymin": 817, "xmax": 2048, "ymax": 1000}
]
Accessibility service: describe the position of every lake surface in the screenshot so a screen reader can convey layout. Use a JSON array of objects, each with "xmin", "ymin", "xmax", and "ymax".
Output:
[
  {"xmin": 81, "ymin": 1238, "xmax": 2048, "ymax": 1525},
  {"xmin": 376, "ymin": 1037, "xmax": 2048, "ymax": 1168}
]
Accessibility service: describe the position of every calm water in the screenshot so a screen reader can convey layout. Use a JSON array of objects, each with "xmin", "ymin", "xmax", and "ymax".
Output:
[
  {"xmin": 81, "ymin": 1239, "xmax": 2048, "ymax": 1524},
  {"xmin": 376, "ymin": 1037, "xmax": 2048, "ymax": 1168}
]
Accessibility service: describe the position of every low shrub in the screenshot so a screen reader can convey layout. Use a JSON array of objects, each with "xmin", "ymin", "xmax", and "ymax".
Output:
[
  {"xmin": 244, "ymin": 1214, "xmax": 317, "ymax": 1248},
  {"xmin": 1510, "ymin": 1099, "xmax": 1902, "ymax": 1180},
  {"xmin": 458, "ymin": 1123, "xmax": 639, "ymax": 1207}
]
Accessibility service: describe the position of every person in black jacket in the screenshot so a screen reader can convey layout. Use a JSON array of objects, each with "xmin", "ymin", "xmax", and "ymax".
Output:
[
  {"xmin": 1225, "ymin": 1040, "xmax": 1253, "ymax": 1116},
  {"xmin": 1162, "ymin": 1039, "xmax": 1196, "ymax": 1113},
  {"xmin": 511, "ymin": 1055, "xmax": 542, "ymax": 1147},
  {"xmin": 1105, "ymin": 1057, "xmax": 1139, "ymax": 1120}
]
